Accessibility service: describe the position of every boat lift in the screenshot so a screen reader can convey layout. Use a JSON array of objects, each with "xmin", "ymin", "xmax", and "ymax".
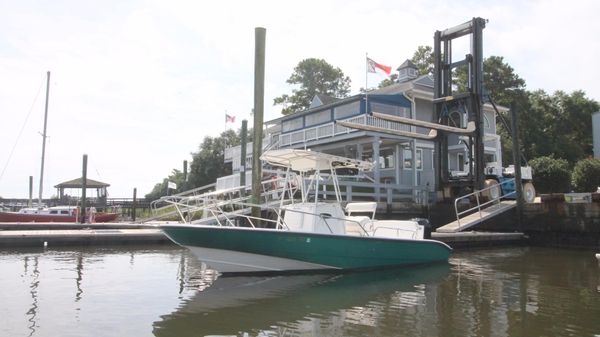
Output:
[{"xmin": 339, "ymin": 18, "xmax": 488, "ymax": 200}]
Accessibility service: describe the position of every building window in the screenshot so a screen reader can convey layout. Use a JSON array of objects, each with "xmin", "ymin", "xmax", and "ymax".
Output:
[
  {"xmin": 305, "ymin": 109, "xmax": 331, "ymax": 127},
  {"xmin": 334, "ymin": 102, "xmax": 361, "ymax": 119},
  {"xmin": 282, "ymin": 117, "xmax": 303, "ymax": 132},
  {"xmin": 380, "ymin": 149, "xmax": 394, "ymax": 169},
  {"xmin": 457, "ymin": 153, "xmax": 465, "ymax": 171},
  {"xmin": 371, "ymin": 102, "xmax": 409, "ymax": 117},
  {"xmin": 404, "ymin": 148, "xmax": 423, "ymax": 170}
]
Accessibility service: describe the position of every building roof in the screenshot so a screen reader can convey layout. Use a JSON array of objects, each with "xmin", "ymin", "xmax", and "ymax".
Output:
[
  {"xmin": 54, "ymin": 178, "xmax": 110, "ymax": 189},
  {"xmin": 397, "ymin": 59, "xmax": 417, "ymax": 70},
  {"xmin": 314, "ymin": 94, "xmax": 339, "ymax": 106}
]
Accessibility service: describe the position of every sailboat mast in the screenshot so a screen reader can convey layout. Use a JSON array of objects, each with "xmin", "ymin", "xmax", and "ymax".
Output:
[{"xmin": 38, "ymin": 71, "xmax": 50, "ymax": 207}]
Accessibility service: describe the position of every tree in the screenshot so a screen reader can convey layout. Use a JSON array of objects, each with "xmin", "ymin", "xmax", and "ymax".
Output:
[
  {"xmin": 523, "ymin": 90, "xmax": 599, "ymax": 164},
  {"xmin": 377, "ymin": 73, "xmax": 398, "ymax": 88},
  {"xmin": 145, "ymin": 127, "xmax": 252, "ymax": 200},
  {"xmin": 188, "ymin": 129, "xmax": 239, "ymax": 188},
  {"xmin": 528, "ymin": 156, "xmax": 571, "ymax": 193},
  {"xmin": 273, "ymin": 58, "xmax": 351, "ymax": 115},
  {"xmin": 145, "ymin": 169, "xmax": 186, "ymax": 201},
  {"xmin": 411, "ymin": 46, "xmax": 434, "ymax": 75},
  {"xmin": 572, "ymin": 158, "xmax": 600, "ymax": 192}
]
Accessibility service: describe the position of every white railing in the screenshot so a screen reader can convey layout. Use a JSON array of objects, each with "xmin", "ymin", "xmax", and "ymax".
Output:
[
  {"xmin": 453, "ymin": 179, "xmax": 516, "ymax": 230},
  {"xmin": 277, "ymin": 113, "xmax": 413, "ymax": 147}
]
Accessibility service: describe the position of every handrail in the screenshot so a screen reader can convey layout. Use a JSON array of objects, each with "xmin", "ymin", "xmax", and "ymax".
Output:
[{"xmin": 453, "ymin": 178, "xmax": 515, "ymax": 230}]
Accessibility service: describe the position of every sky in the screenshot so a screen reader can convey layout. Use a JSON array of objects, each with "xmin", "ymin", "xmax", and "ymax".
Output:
[{"xmin": 1, "ymin": 0, "xmax": 599, "ymax": 199}]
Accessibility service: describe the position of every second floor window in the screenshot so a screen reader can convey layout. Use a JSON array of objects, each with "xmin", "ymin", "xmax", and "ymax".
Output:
[
  {"xmin": 334, "ymin": 102, "xmax": 361, "ymax": 120},
  {"xmin": 282, "ymin": 117, "xmax": 303, "ymax": 132},
  {"xmin": 305, "ymin": 110, "xmax": 331, "ymax": 127}
]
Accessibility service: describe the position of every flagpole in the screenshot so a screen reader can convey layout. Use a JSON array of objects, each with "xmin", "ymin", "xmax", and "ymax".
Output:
[{"xmin": 365, "ymin": 52, "xmax": 369, "ymax": 114}]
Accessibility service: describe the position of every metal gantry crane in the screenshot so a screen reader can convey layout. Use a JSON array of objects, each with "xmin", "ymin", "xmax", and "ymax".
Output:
[{"xmin": 432, "ymin": 17, "xmax": 487, "ymax": 198}]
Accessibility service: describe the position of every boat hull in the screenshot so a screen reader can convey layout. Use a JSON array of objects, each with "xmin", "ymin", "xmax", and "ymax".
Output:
[
  {"xmin": 161, "ymin": 225, "xmax": 452, "ymax": 274},
  {"xmin": 0, "ymin": 211, "xmax": 119, "ymax": 223}
]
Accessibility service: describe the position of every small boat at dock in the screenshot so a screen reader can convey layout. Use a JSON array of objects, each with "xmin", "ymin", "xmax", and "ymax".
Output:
[
  {"xmin": 159, "ymin": 149, "xmax": 451, "ymax": 275},
  {"xmin": 0, "ymin": 206, "xmax": 118, "ymax": 223}
]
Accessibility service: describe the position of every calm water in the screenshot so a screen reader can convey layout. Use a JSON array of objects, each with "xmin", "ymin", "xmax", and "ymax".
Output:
[{"xmin": 1, "ymin": 245, "xmax": 599, "ymax": 337}]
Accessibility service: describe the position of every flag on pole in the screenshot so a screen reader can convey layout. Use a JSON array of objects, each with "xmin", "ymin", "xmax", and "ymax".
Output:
[
  {"xmin": 366, "ymin": 57, "xmax": 392, "ymax": 75},
  {"xmin": 167, "ymin": 181, "xmax": 177, "ymax": 190},
  {"xmin": 225, "ymin": 114, "xmax": 236, "ymax": 123}
]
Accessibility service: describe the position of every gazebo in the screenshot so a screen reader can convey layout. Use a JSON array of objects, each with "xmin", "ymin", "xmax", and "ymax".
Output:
[{"xmin": 54, "ymin": 178, "xmax": 110, "ymax": 205}]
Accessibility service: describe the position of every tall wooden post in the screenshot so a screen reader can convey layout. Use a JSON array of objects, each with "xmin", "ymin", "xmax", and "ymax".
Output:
[
  {"xmin": 183, "ymin": 160, "xmax": 188, "ymax": 186},
  {"xmin": 80, "ymin": 154, "xmax": 88, "ymax": 223},
  {"xmin": 511, "ymin": 102, "xmax": 524, "ymax": 226},
  {"xmin": 240, "ymin": 119, "xmax": 248, "ymax": 196},
  {"xmin": 251, "ymin": 27, "xmax": 266, "ymax": 221},
  {"xmin": 132, "ymin": 188, "xmax": 137, "ymax": 222}
]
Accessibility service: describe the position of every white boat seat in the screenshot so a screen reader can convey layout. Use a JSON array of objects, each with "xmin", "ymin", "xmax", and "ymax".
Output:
[
  {"xmin": 345, "ymin": 202, "xmax": 377, "ymax": 219},
  {"xmin": 344, "ymin": 216, "xmax": 372, "ymax": 236}
]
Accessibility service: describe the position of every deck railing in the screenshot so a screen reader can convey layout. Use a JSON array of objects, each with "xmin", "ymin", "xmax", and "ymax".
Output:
[{"xmin": 278, "ymin": 114, "xmax": 412, "ymax": 147}]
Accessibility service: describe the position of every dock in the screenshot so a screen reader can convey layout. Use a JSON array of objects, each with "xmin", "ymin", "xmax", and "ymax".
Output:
[
  {"xmin": 431, "ymin": 231, "xmax": 525, "ymax": 248},
  {"xmin": 0, "ymin": 222, "xmax": 171, "ymax": 247},
  {"xmin": 436, "ymin": 200, "xmax": 516, "ymax": 233}
]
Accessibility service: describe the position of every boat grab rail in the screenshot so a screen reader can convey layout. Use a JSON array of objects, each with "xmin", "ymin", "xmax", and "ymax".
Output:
[
  {"xmin": 454, "ymin": 178, "xmax": 516, "ymax": 230},
  {"xmin": 372, "ymin": 226, "xmax": 419, "ymax": 239}
]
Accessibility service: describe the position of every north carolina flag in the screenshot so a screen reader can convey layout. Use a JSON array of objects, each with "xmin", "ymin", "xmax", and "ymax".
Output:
[
  {"xmin": 367, "ymin": 57, "xmax": 392, "ymax": 75},
  {"xmin": 225, "ymin": 114, "xmax": 236, "ymax": 123},
  {"xmin": 167, "ymin": 181, "xmax": 177, "ymax": 189}
]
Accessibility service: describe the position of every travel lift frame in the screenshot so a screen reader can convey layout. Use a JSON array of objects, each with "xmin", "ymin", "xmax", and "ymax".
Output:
[
  {"xmin": 433, "ymin": 17, "xmax": 487, "ymax": 199},
  {"xmin": 336, "ymin": 17, "xmax": 488, "ymax": 200}
]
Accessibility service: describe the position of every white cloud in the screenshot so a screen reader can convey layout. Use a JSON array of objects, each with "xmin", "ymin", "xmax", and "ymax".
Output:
[{"xmin": 1, "ymin": 0, "xmax": 598, "ymax": 198}]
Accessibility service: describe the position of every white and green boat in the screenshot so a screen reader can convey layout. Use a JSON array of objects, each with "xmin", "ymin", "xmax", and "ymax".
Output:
[{"xmin": 160, "ymin": 149, "xmax": 451, "ymax": 274}]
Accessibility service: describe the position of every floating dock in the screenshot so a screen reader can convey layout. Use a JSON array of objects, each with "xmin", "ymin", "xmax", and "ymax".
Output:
[{"xmin": 0, "ymin": 222, "xmax": 171, "ymax": 247}]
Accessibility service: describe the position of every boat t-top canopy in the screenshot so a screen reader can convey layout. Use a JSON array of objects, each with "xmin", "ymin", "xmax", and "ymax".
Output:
[{"xmin": 261, "ymin": 149, "xmax": 373, "ymax": 172}]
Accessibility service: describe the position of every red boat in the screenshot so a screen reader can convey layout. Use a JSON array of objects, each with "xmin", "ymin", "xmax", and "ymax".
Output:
[{"xmin": 0, "ymin": 206, "xmax": 119, "ymax": 223}]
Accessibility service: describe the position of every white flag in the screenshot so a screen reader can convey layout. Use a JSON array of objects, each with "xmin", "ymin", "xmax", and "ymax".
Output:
[{"xmin": 167, "ymin": 181, "xmax": 177, "ymax": 189}]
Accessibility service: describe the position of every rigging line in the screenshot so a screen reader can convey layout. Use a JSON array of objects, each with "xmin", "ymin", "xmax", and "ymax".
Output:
[{"xmin": 0, "ymin": 75, "xmax": 46, "ymax": 182}]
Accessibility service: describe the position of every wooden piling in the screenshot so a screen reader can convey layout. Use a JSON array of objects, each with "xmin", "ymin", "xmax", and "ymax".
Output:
[
  {"xmin": 252, "ymin": 27, "xmax": 266, "ymax": 221},
  {"xmin": 80, "ymin": 154, "xmax": 88, "ymax": 223},
  {"xmin": 240, "ymin": 119, "xmax": 248, "ymax": 196}
]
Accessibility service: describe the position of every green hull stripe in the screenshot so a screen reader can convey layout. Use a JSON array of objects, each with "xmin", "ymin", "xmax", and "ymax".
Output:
[{"xmin": 162, "ymin": 226, "xmax": 451, "ymax": 269}]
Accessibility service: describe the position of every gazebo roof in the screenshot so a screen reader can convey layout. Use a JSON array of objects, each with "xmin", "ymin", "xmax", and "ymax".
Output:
[{"xmin": 54, "ymin": 177, "xmax": 110, "ymax": 189}]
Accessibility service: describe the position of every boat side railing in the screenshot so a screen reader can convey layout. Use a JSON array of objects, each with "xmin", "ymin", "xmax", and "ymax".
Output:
[
  {"xmin": 453, "ymin": 178, "xmax": 516, "ymax": 230},
  {"xmin": 154, "ymin": 175, "xmax": 297, "ymax": 224},
  {"xmin": 372, "ymin": 225, "xmax": 421, "ymax": 239}
]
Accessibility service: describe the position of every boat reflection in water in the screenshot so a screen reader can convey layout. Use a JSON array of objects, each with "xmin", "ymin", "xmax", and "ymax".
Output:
[{"xmin": 153, "ymin": 263, "xmax": 450, "ymax": 337}]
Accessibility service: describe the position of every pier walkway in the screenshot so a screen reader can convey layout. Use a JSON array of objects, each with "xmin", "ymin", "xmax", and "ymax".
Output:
[{"xmin": 436, "ymin": 200, "xmax": 516, "ymax": 233}]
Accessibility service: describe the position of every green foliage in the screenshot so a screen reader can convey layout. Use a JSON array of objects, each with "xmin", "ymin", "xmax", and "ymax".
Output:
[
  {"xmin": 483, "ymin": 56, "xmax": 526, "ymax": 106},
  {"xmin": 145, "ymin": 169, "xmax": 186, "ymax": 201},
  {"xmin": 528, "ymin": 156, "xmax": 571, "ymax": 194},
  {"xmin": 522, "ymin": 90, "xmax": 598, "ymax": 164},
  {"xmin": 188, "ymin": 129, "xmax": 239, "ymax": 188},
  {"xmin": 571, "ymin": 158, "xmax": 600, "ymax": 192},
  {"xmin": 145, "ymin": 127, "xmax": 251, "ymax": 200},
  {"xmin": 411, "ymin": 46, "xmax": 434, "ymax": 75},
  {"xmin": 377, "ymin": 73, "xmax": 398, "ymax": 88},
  {"xmin": 273, "ymin": 58, "xmax": 351, "ymax": 115}
]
